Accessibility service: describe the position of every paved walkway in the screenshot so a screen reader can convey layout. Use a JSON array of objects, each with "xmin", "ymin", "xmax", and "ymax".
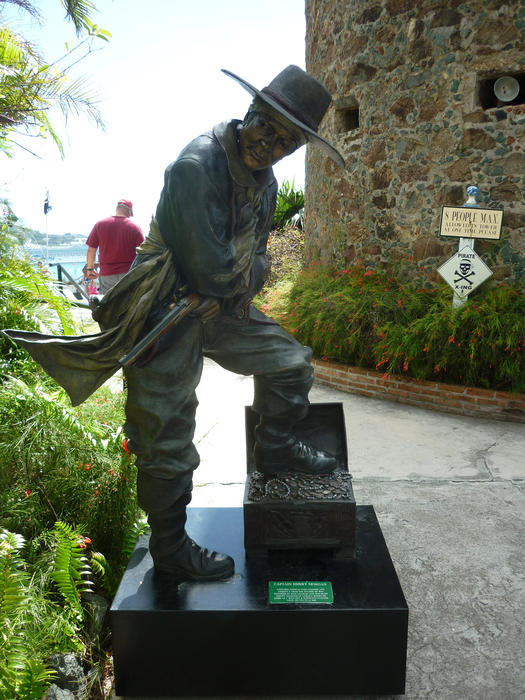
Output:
[{"xmin": 114, "ymin": 358, "xmax": 525, "ymax": 700}]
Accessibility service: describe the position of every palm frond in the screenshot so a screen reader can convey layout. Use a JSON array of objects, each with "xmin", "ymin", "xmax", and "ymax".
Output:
[
  {"xmin": 0, "ymin": 12, "xmax": 106, "ymax": 155},
  {"xmin": 0, "ymin": 268, "xmax": 76, "ymax": 334},
  {"xmin": 60, "ymin": 0, "xmax": 97, "ymax": 35},
  {"xmin": 1, "ymin": 0, "xmax": 42, "ymax": 21}
]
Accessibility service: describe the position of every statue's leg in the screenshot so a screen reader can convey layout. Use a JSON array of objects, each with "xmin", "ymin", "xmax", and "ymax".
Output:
[
  {"xmin": 203, "ymin": 311, "xmax": 338, "ymax": 475},
  {"xmin": 124, "ymin": 316, "xmax": 234, "ymax": 581}
]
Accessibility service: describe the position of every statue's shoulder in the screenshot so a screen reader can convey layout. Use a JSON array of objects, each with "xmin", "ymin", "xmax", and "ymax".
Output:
[{"xmin": 169, "ymin": 124, "xmax": 229, "ymax": 179}]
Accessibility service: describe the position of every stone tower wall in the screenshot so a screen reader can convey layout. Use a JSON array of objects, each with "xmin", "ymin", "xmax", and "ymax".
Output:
[{"xmin": 304, "ymin": 0, "xmax": 525, "ymax": 284}]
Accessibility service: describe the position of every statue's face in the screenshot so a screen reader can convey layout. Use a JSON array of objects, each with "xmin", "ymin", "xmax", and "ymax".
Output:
[{"xmin": 239, "ymin": 114, "xmax": 300, "ymax": 171}]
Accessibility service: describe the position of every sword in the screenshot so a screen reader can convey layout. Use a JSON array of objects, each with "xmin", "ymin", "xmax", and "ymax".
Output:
[{"xmin": 119, "ymin": 294, "xmax": 202, "ymax": 368}]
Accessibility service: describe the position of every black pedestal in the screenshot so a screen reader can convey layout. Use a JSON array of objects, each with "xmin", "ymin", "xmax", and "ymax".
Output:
[{"xmin": 111, "ymin": 507, "xmax": 408, "ymax": 697}]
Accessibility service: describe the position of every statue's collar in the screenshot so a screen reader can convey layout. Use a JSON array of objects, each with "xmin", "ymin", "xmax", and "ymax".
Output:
[{"xmin": 213, "ymin": 120, "xmax": 275, "ymax": 190}]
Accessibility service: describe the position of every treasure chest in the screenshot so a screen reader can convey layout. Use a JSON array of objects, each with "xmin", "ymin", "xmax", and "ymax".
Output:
[{"xmin": 244, "ymin": 403, "xmax": 355, "ymax": 559}]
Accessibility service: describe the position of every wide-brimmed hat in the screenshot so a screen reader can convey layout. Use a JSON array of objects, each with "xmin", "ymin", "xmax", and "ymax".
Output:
[{"xmin": 222, "ymin": 65, "xmax": 344, "ymax": 169}]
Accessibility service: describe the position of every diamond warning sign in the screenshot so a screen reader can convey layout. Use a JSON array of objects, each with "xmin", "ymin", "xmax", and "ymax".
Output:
[{"xmin": 437, "ymin": 245, "xmax": 493, "ymax": 299}]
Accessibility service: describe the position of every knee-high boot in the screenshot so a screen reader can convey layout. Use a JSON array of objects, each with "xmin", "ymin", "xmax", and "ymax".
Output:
[
  {"xmin": 138, "ymin": 474, "xmax": 234, "ymax": 581},
  {"xmin": 252, "ymin": 366, "xmax": 338, "ymax": 476},
  {"xmin": 253, "ymin": 416, "xmax": 339, "ymax": 476}
]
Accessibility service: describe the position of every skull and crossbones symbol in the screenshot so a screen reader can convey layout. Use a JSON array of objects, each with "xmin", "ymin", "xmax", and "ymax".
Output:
[{"xmin": 454, "ymin": 259, "xmax": 476, "ymax": 285}]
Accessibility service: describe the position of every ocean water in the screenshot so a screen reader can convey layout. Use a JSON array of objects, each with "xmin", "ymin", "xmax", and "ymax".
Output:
[{"xmin": 24, "ymin": 243, "xmax": 86, "ymax": 282}]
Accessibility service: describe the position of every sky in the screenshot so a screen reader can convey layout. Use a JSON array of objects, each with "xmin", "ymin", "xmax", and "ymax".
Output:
[{"xmin": 1, "ymin": 0, "xmax": 307, "ymax": 237}]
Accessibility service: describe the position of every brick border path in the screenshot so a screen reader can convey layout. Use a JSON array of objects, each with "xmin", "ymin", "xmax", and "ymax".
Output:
[{"xmin": 312, "ymin": 359, "xmax": 525, "ymax": 424}]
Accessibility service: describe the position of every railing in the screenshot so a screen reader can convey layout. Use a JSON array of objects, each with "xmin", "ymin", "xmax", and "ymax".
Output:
[{"xmin": 51, "ymin": 263, "xmax": 92, "ymax": 308}]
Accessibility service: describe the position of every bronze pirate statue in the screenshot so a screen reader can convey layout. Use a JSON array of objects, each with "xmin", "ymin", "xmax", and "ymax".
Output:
[{"xmin": 3, "ymin": 66, "xmax": 344, "ymax": 582}]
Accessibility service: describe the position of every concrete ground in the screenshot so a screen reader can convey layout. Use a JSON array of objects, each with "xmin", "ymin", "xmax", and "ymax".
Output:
[{"xmin": 114, "ymin": 358, "xmax": 525, "ymax": 700}]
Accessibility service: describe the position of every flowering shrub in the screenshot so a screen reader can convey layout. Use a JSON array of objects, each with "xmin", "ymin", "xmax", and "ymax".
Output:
[
  {"xmin": 0, "ymin": 379, "xmax": 140, "ymax": 570},
  {"xmin": 257, "ymin": 260, "xmax": 525, "ymax": 393}
]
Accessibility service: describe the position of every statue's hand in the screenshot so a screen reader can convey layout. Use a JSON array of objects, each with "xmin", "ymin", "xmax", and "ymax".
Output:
[
  {"xmin": 194, "ymin": 297, "xmax": 221, "ymax": 322},
  {"xmin": 168, "ymin": 294, "xmax": 221, "ymax": 322}
]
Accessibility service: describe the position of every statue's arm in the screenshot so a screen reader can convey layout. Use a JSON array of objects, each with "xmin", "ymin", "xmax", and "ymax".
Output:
[{"xmin": 158, "ymin": 158, "xmax": 250, "ymax": 300}]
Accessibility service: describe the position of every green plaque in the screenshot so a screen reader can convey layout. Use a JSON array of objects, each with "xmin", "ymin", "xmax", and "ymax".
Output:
[{"xmin": 268, "ymin": 581, "xmax": 334, "ymax": 604}]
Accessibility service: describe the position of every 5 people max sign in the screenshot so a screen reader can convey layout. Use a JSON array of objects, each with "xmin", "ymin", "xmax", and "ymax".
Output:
[
  {"xmin": 437, "ymin": 189, "xmax": 503, "ymax": 306},
  {"xmin": 439, "ymin": 205, "xmax": 503, "ymax": 241}
]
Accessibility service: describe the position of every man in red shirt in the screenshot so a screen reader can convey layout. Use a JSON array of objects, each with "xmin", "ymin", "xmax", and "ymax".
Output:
[{"xmin": 85, "ymin": 199, "xmax": 144, "ymax": 294}]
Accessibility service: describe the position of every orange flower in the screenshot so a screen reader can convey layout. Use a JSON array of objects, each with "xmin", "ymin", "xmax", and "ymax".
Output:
[{"xmin": 122, "ymin": 438, "xmax": 131, "ymax": 454}]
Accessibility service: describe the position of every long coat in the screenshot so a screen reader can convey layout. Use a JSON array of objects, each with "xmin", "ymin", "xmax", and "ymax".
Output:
[{"xmin": 2, "ymin": 121, "xmax": 278, "ymax": 405}]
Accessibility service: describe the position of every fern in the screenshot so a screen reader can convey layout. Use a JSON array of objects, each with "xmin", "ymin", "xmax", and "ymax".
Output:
[
  {"xmin": 0, "ymin": 530, "xmax": 56, "ymax": 700},
  {"xmin": 90, "ymin": 551, "xmax": 111, "ymax": 582},
  {"xmin": 121, "ymin": 516, "xmax": 148, "ymax": 561},
  {"xmin": 50, "ymin": 522, "xmax": 92, "ymax": 621},
  {"xmin": 0, "ymin": 531, "xmax": 28, "ymax": 623},
  {"xmin": 2, "ymin": 659, "xmax": 55, "ymax": 700},
  {"xmin": 90, "ymin": 516, "xmax": 147, "ymax": 595},
  {"xmin": 0, "ymin": 530, "xmax": 29, "ymax": 695},
  {"xmin": 15, "ymin": 661, "xmax": 55, "ymax": 700}
]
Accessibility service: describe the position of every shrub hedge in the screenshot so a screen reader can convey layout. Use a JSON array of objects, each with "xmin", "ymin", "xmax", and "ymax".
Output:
[{"xmin": 256, "ymin": 260, "xmax": 525, "ymax": 393}]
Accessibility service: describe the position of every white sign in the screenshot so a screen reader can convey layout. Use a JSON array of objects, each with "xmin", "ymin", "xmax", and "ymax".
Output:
[
  {"xmin": 440, "ymin": 206, "xmax": 503, "ymax": 240},
  {"xmin": 437, "ymin": 245, "xmax": 493, "ymax": 298}
]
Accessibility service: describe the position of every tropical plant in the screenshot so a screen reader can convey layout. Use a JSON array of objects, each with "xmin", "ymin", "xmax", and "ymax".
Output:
[
  {"xmin": 0, "ymin": 373, "xmax": 143, "ymax": 696},
  {"xmin": 50, "ymin": 521, "xmax": 92, "ymax": 621},
  {"xmin": 273, "ymin": 179, "xmax": 304, "ymax": 230},
  {"xmin": 0, "ymin": 200, "xmax": 27, "ymax": 245},
  {"xmin": 0, "ymin": 375, "xmax": 143, "ymax": 694},
  {"xmin": 0, "ymin": 530, "xmax": 57, "ymax": 700},
  {"xmin": 0, "ymin": 0, "xmax": 110, "ymax": 156},
  {"xmin": 0, "ymin": 520, "xmax": 118, "ymax": 700},
  {"xmin": 0, "ymin": 376, "xmax": 140, "ymax": 569},
  {"xmin": 0, "ymin": 214, "xmax": 77, "ymax": 382},
  {"xmin": 257, "ymin": 260, "xmax": 525, "ymax": 392},
  {"xmin": 90, "ymin": 516, "xmax": 147, "ymax": 596}
]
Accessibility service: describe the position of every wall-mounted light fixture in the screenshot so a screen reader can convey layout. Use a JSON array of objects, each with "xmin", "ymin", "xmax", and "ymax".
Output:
[{"xmin": 479, "ymin": 73, "xmax": 524, "ymax": 109}]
